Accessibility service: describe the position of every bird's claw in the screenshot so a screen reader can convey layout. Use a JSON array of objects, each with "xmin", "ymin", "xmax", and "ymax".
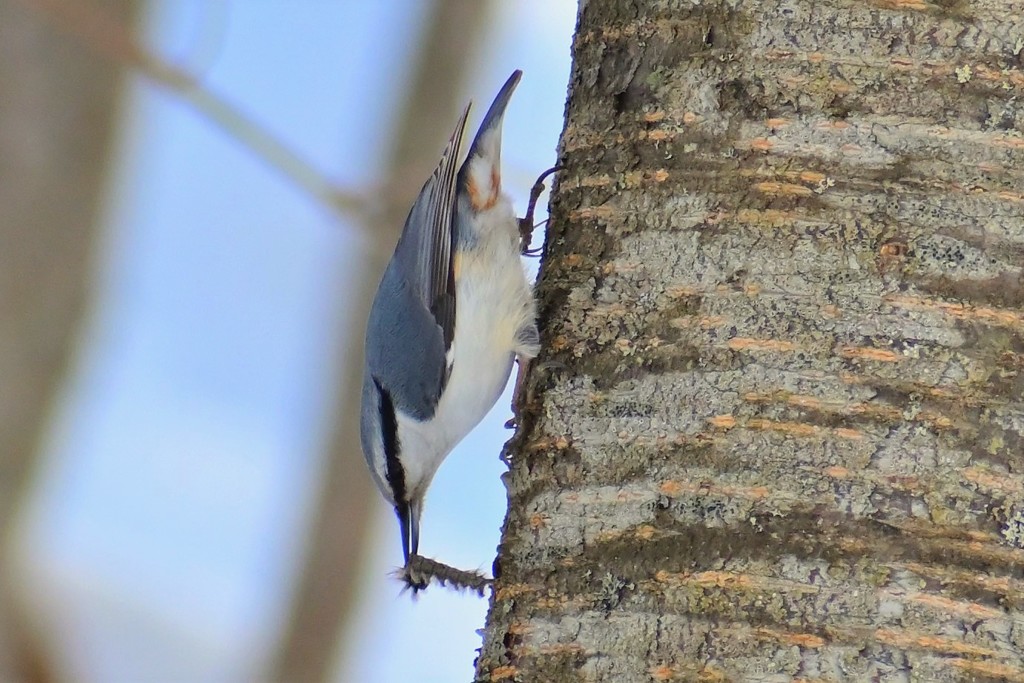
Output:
[{"xmin": 518, "ymin": 166, "xmax": 561, "ymax": 255}]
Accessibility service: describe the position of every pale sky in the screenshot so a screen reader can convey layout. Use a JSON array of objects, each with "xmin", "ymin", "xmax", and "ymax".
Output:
[{"xmin": 13, "ymin": 2, "xmax": 576, "ymax": 682}]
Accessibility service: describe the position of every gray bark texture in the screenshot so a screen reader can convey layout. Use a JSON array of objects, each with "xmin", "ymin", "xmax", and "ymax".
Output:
[{"xmin": 477, "ymin": 0, "xmax": 1024, "ymax": 681}]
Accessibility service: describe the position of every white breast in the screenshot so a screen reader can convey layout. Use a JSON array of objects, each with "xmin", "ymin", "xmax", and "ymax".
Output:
[{"xmin": 395, "ymin": 197, "xmax": 535, "ymax": 499}]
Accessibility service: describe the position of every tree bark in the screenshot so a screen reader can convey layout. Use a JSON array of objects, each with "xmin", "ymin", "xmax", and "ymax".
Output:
[{"xmin": 478, "ymin": 0, "xmax": 1024, "ymax": 681}]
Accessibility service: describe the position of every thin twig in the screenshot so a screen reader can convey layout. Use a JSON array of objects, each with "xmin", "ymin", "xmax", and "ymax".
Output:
[
  {"xmin": 396, "ymin": 555, "xmax": 492, "ymax": 596},
  {"xmin": 16, "ymin": 0, "xmax": 366, "ymax": 218}
]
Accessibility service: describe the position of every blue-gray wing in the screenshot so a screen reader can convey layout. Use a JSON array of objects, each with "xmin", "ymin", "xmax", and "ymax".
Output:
[
  {"xmin": 365, "ymin": 106, "xmax": 470, "ymax": 420},
  {"xmin": 394, "ymin": 104, "xmax": 469, "ymax": 351},
  {"xmin": 365, "ymin": 270, "xmax": 446, "ymax": 421}
]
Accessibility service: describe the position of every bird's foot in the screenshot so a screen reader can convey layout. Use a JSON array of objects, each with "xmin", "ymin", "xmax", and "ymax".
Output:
[{"xmin": 518, "ymin": 166, "xmax": 560, "ymax": 256}]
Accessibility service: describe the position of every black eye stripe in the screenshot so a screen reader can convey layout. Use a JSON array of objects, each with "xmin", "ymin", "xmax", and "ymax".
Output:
[{"xmin": 374, "ymin": 378, "xmax": 405, "ymax": 505}]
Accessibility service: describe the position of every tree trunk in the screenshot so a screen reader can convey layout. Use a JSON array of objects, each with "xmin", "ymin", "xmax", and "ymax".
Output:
[{"xmin": 478, "ymin": 0, "xmax": 1024, "ymax": 681}]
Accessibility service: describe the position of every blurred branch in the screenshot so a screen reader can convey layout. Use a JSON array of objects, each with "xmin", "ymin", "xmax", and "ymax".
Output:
[
  {"xmin": 10, "ymin": 0, "xmax": 498, "ymax": 680},
  {"xmin": 0, "ymin": 2, "xmax": 143, "ymax": 681},
  {"xmin": 267, "ymin": 0, "xmax": 496, "ymax": 681},
  {"xmin": 15, "ymin": 0, "xmax": 367, "ymax": 218}
]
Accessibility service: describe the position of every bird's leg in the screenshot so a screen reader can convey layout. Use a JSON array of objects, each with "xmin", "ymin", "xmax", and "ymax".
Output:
[
  {"xmin": 518, "ymin": 166, "xmax": 560, "ymax": 256},
  {"xmin": 504, "ymin": 354, "xmax": 532, "ymax": 430},
  {"xmin": 512, "ymin": 354, "xmax": 532, "ymax": 413}
]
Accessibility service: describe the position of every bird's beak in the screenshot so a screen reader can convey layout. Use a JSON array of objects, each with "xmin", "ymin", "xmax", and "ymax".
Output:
[{"xmin": 396, "ymin": 500, "xmax": 421, "ymax": 564}]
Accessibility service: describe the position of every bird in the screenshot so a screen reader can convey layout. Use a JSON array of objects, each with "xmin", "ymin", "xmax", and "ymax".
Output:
[{"xmin": 360, "ymin": 70, "xmax": 539, "ymax": 571}]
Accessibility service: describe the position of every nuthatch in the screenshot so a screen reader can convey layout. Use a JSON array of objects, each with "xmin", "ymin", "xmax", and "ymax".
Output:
[{"xmin": 360, "ymin": 70, "xmax": 540, "ymax": 570}]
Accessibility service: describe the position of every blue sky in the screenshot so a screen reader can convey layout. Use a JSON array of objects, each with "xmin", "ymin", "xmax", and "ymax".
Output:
[{"xmin": 13, "ymin": 2, "xmax": 575, "ymax": 682}]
